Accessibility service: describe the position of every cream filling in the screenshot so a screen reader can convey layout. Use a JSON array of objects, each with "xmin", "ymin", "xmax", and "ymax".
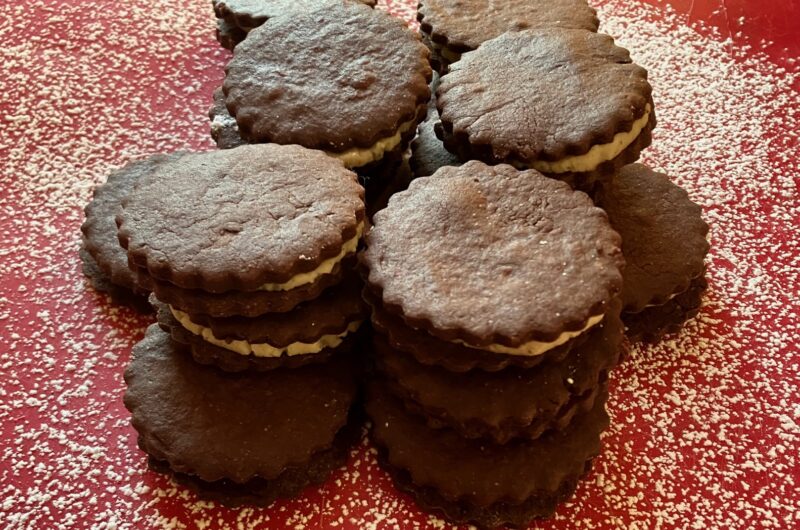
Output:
[
  {"xmin": 327, "ymin": 119, "xmax": 417, "ymax": 168},
  {"xmin": 457, "ymin": 313, "xmax": 605, "ymax": 357},
  {"xmin": 171, "ymin": 305, "xmax": 363, "ymax": 357},
  {"xmin": 257, "ymin": 222, "xmax": 364, "ymax": 292},
  {"xmin": 526, "ymin": 104, "xmax": 652, "ymax": 174}
]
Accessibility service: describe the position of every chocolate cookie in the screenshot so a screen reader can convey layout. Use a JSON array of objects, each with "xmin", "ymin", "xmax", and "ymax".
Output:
[
  {"xmin": 124, "ymin": 325, "xmax": 358, "ymax": 485},
  {"xmin": 152, "ymin": 272, "xmax": 367, "ymax": 371},
  {"xmin": 366, "ymin": 382, "xmax": 608, "ymax": 526},
  {"xmin": 118, "ymin": 145, "xmax": 365, "ymax": 294},
  {"xmin": 373, "ymin": 300, "xmax": 621, "ymax": 443},
  {"xmin": 436, "ymin": 29, "xmax": 655, "ymax": 191},
  {"xmin": 384, "ymin": 457, "xmax": 593, "ymax": 530},
  {"xmin": 409, "ymin": 73, "xmax": 461, "ymax": 178},
  {"xmin": 361, "ymin": 161, "xmax": 624, "ymax": 351},
  {"xmin": 596, "ymin": 164, "xmax": 709, "ymax": 341},
  {"xmin": 81, "ymin": 155, "xmax": 177, "ymax": 309},
  {"xmin": 146, "ymin": 419, "xmax": 360, "ymax": 506},
  {"xmin": 222, "ymin": 2, "xmax": 431, "ymax": 170},
  {"xmin": 418, "ymin": 0, "xmax": 599, "ymax": 71}
]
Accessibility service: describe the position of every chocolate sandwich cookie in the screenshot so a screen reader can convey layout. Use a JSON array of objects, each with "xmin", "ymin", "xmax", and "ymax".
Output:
[
  {"xmin": 409, "ymin": 72, "xmax": 461, "ymax": 178},
  {"xmin": 81, "ymin": 155, "xmax": 178, "ymax": 311},
  {"xmin": 118, "ymin": 144, "xmax": 365, "ymax": 314},
  {"xmin": 436, "ymin": 29, "xmax": 655, "ymax": 192},
  {"xmin": 209, "ymin": 87, "xmax": 246, "ymax": 150},
  {"xmin": 222, "ymin": 1, "xmax": 431, "ymax": 173},
  {"xmin": 362, "ymin": 161, "xmax": 624, "ymax": 356},
  {"xmin": 418, "ymin": 0, "xmax": 599, "ymax": 72},
  {"xmin": 373, "ymin": 300, "xmax": 621, "ymax": 443},
  {"xmin": 153, "ymin": 272, "xmax": 367, "ymax": 372},
  {"xmin": 147, "ymin": 419, "xmax": 360, "ymax": 506},
  {"xmin": 596, "ymin": 164, "xmax": 710, "ymax": 342},
  {"xmin": 366, "ymin": 383, "xmax": 609, "ymax": 528},
  {"xmin": 124, "ymin": 325, "xmax": 358, "ymax": 498}
]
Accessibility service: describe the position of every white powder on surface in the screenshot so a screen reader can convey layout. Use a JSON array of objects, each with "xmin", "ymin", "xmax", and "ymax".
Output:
[{"xmin": 0, "ymin": 0, "xmax": 797, "ymax": 529}]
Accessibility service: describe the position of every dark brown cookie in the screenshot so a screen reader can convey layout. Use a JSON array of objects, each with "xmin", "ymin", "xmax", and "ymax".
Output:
[
  {"xmin": 624, "ymin": 274, "xmax": 708, "ymax": 343},
  {"xmin": 361, "ymin": 161, "xmax": 624, "ymax": 349},
  {"xmin": 209, "ymin": 87, "xmax": 246, "ymax": 149},
  {"xmin": 222, "ymin": 2, "xmax": 431, "ymax": 169},
  {"xmin": 136, "ymin": 254, "xmax": 356, "ymax": 317},
  {"xmin": 215, "ymin": 18, "xmax": 247, "ymax": 50},
  {"xmin": 366, "ymin": 382, "xmax": 608, "ymax": 516},
  {"xmin": 79, "ymin": 245, "xmax": 150, "ymax": 312},
  {"xmin": 365, "ymin": 286, "xmax": 582, "ymax": 372},
  {"xmin": 373, "ymin": 300, "xmax": 621, "ymax": 443},
  {"xmin": 213, "ymin": 0, "xmax": 377, "ymax": 32},
  {"xmin": 157, "ymin": 302, "xmax": 359, "ymax": 371},
  {"xmin": 124, "ymin": 325, "xmax": 358, "ymax": 483},
  {"xmin": 418, "ymin": 0, "xmax": 599, "ymax": 69},
  {"xmin": 437, "ymin": 29, "xmax": 654, "ymax": 190},
  {"xmin": 596, "ymin": 164, "xmax": 709, "ymax": 312},
  {"xmin": 118, "ymin": 145, "xmax": 365, "ymax": 293},
  {"xmin": 409, "ymin": 73, "xmax": 461, "ymax": 178},
  {"xmin": 384, "ymin": 456, "xmax": 593, "ymax": 529},
  {"xmin": 157, "ymin": 271, "xmax": 365, "ymax": 345},
  {"xmin": 146, "ymin": 418, "xmax": 361, "ymax": 507},
  {"xmin": 81, "ymin": 155, "xmax": 175, "ymax": 300}
]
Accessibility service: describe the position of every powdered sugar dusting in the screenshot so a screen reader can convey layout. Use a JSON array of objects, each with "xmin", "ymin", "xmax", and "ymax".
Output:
[{"xmin": 0, "ymin": 0, "xmax": 797, "ymax": 529}]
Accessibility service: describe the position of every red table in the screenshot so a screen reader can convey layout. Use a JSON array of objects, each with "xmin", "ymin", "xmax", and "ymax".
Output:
[{"xmin": 1, "ymin": 1, "xmax": 798, "ymax": 529}]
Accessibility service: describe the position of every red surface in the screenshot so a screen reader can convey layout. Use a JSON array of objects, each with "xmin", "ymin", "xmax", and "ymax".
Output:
[{"xmin": 1, "ymin": 1, "xmax": 798, "ymax": 529}]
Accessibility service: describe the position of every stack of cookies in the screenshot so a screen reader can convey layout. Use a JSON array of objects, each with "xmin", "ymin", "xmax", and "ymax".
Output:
[
  {"xmin": 114, "ymin": 144, "xmax": 367, "ymax": 504},
  {"xmin": 212, "ymin": 0, "xmax": 377, "ymax": 50},
  {"xmin": 360, "ymin": 161, "xmax": 626, "ymax": 528}
]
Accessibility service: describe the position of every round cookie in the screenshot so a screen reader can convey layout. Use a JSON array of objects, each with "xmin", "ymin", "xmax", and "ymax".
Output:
[
  {"xmin": 222, "ymin": 2, "xmax": 431, "ymax": 171},
  {"xmin": 152, "ymin": 272, "xmax": 367, "ymax": 372},
  {"xmin": 361, "ymin": 161, "xmax": 624, "ymax": 353},
  {"xmin": 436, "ymin": 29, "xmax": 655, "ymax": 192},
  {"xmin": 118, "ymin": 144, "xmax": 365, "ymax": 295},
  {"xmin": 596, "ymin": 164, "xmax": 709, "ymax": 341},
  {"xmin": 366, "ymin": 382, "xmax": 608, "ymax": 527},
  {"xmin": 373, "ymin": 300, "xmax": 621, "ymax": 443},
  {"xmin": 418, "ymin": 0, "xmax": 599, "ymax": 71},
  {"xmin": 124, "ymin": 325, "xmax": 358, "ymax": 485},
  {"xmin": 81, "ymin": 154, "xmax": 178, "ymax": 310}
]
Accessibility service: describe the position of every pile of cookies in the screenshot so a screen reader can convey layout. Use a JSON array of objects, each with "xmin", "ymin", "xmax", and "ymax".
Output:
[
  {"xmin": 89, "ymin": 145, "xmax": 367, "ymax": 503},
  {"xmin": 78, "ymin": 0, "xmax": 710, "ymax": 527}
]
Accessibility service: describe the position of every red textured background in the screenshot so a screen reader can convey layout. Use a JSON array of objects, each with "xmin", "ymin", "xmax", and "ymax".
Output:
[{"xmin": 1, "ymin": 1, "xmax": 798, "ymax": 529}]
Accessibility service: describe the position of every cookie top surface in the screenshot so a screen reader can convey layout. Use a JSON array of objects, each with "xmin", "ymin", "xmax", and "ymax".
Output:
[
  {"xmin": 597, "ymin": 164, "xmax": 709, "ymax": 312},
  {"xmin": 118, "ymin": 145, "xmax": 364, "ymax": 292},
  {"xmin": 82, "ymin": 155, "xmax": 177, "ymax": 290},
  {"xmin": 437, "ymin": 29, "xmax": 651, "ymax": 163},
  {"xmin": 418, "ymin": 0, "xmax": 599, "ymax": 52},
  {"xmin": 223, "ymin": 2, "xmax": 430, "ymax": 151},
  {"xmin": 361, "ymin": 161, "xmax": 624, "ymax": 347},
  {"xmin": 124, "ymin": 325, "xmax": 357, "ymax": 483},
  {"xmin": 214, "ymin": 0, "xmax": 377, "ymax": 28},
  {"xmin": 366, "ymin": 382, "xmax": 607, "ymax": 505}
]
